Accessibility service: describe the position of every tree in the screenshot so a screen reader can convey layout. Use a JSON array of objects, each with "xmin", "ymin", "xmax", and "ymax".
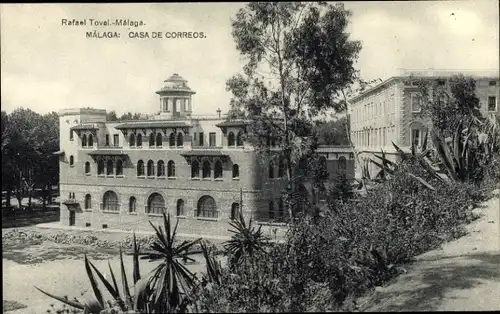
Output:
[
  {"xmin": 227, "ymin": 2, "xmax": 362, "ymax": 220},
  {"xmin": 412, "ymin": 75, "xmax": 482, "ymax": 138},
  {"xmin": 313, "ymin": 117, "xmax": 350, "ymax": 146},
  {"xmin": 2, "ymin": 108, "xmax": 59, "ymax": 211},
  {"xmin": 106, "ymin": 110, "xmax": 118, "ymax": 121}
]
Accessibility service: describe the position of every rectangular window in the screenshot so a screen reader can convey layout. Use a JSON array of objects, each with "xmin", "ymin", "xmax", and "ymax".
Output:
[
  {"xmin": 199, "ymin": 132, "xmax": 204, "ymax": 146},
  {"xmin": 113, "ymin": 134, "xmax": 119, "ymax": 147},
  {"xmin": 69, "ymin": 130, "xmax": 74, "ymax": 141},
  {"xmin": 489, "ymin": 81, "xmax": 497, "ymax": 86},
  {"xmin": 105, "ymin": 134, "xmax": 110, "ymax": 146},
  {"xmin": 209, "ymin": 132, "xmax": 216, "ymax": 147},
  {"xmin": 411, "ymin": 94, "xmax": 421, "ymax": 112},
  {"xmin": 193, "ymin": 132, "xmax": 197, "ymax": 142},
  {"xmin": 488, "ymin": 96, "xmax": 497, "ymax": 111}
]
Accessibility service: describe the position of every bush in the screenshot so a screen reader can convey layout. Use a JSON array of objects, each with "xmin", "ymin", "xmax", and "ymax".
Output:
[{"xmin": 194, "ymin": 156, "xmax": 491, "ymax": 313}]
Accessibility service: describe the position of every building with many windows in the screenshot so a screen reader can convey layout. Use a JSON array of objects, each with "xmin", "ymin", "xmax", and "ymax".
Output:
[
  {"xmin": 349, "ymin": 69, "xmax": 499, "ymax": 179},
  {"xmin": 55, "ymin": 74, "xmax": 354, "ymax": 237}
]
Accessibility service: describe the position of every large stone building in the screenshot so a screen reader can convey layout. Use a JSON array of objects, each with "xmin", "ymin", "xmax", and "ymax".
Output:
[
  {"xmin": 55, "ymin": 74, "xmax": 354, "ymax": 237},
  {"xmin": 349, "ymin": 69, "xmax": 499, "ymax": 179}
]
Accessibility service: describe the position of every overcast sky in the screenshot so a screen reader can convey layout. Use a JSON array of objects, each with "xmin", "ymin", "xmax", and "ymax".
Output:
[{"xmin": 1, "ymin": 1, "xmax": 498, "ymax": 116}]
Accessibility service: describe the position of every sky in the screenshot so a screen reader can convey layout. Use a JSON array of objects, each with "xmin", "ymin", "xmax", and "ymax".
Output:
[{"xmin": 1, "ymin": 1, "xmax": 499, "ymax": 116}]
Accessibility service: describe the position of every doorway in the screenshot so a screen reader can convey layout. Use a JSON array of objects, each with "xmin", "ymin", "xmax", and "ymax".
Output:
[{"xmin": 69, "ymin": 211, "xmax": 76, "ymax": 226}]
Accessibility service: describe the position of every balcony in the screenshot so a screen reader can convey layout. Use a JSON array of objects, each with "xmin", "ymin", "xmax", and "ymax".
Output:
[
  {"xmin": 145, "ymin": 206, "xmax": 167, "ymax": 216},
  {"xmin": 98, "ymin": 144, "xmax": 123, "ymax": 149},
  {"xmin": 100, "ymin": 203, "xmax": 120, "ymax": 213}
]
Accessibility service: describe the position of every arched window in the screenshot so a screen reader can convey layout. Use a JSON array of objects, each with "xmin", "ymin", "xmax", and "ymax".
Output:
[
  {"xmin": 84, "ymin": 194, "xmax": 92, "ymax": 210},
  {"xmin": 157, "ymin": 160, "xmax": 165, "ymax": 177},
  {"xmin": 214, "ymin": 160, "xmax": 223, "ymax": 179},
  {"xmin": 338, "ymin": 156, "xmax": 347, "ymax": 170},
  {"xmin": 98, "ymin": 159, "xmax": 105, "ymax": 175},
  {"xmin": 227, "ymin": 132, "xmax": 235, "ymax": 147},
  {"xmin": 129, "ymin": 134, "xmax": 136, "ymax": 147},
  {"xmin": 268, "ymin": 161, "xmax": 274, "ymax": 179},
  {"xmin": 137, "ymin": 160, "xmax": 144, "ymax": 176},
  {"xmin": 69, "ymin": 155, "xmax": 74, "ymax": 166},
  {"xmin": 169, "ymin": 133, "xmax": 176, "ymax": 147},
  {"xmin": 147, "ymin": 160, "xmax": 154, "ymax": 176},
  {"xmin": 191, "ymin": 160, "xmax": 199, "ymax": 178},
  {"xmin": 85, "ymin": 162, "xmax": 91, "ymax": 174},
  {"xmin": 137, "ymin": 134, "xmax": 143, "ymax": 147},
  {"xmin": 197, "ymin": 195, "xmax": 217, "ymax": 218},
  {"xmin": 156, "ymin": 133, "xmax": 163, "ymax": 147},
  {"xmin": 116, "ymin": 159, "xmax": 123, "ymax": 176},
  {"xmin": 129, "ymin": 196, "xmax": 136, "ymax": 213},
  {"xmin": 88, "ymin": 134, "xmax": 94, "ymax": 147},
  {"xmin": 269, "ymin": 201, "xmax": 275, "ymax": 219},
  {"xmin": 278, "ymin": 156, "xmax": 286, "ymax": 177},
  {"xmin": 176, "ymin": 199, "xmax": 184, "ymax": 216},
  {"xmin": 202, "ymin": 160, "xmax": 211, "ymax": 178},
  {"xmin": 232, "ymin": 164, "xmax": 239, "ymax": 179},
  {"xmin": 82, "ymin": 134, "xmax": 87, "ymax": 147},
  {"xmin": 231, "ymin": 202, "xmax": 239, "ymax": 220},
  {"xmin": 149, "ymin": 133, "xmax": 155, "ymax": 147},
  {"xmin": 167, "ymin": 160, "xmax": 176, "ymax": 177},
  {"xmin": 236, "ymin": 131, "xmax": 244, "ymax": 146},
  {"xmin": 102, "ymin": 191, "xmax": 119, "ymax": 212},
  {"xmin": 177, "ymin": 133, "xmax": 184, "ymax": 147},
  {"xmin": 106, "ymin": 159, "xmax": 114, "ymax": 176},
  {"xmin": 147, "ymin": 193, "xmax": 165, "ymax": 215}
]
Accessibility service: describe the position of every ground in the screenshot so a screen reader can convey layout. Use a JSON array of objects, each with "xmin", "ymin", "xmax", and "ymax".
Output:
[
  {"xmin": 359, "ymin": 194, "xmax": 500, "ymax": 312},
  {"xmin": 3, "ymin": 194, "xmax": 500, "ymax": 313},
  {"xmin": 2, "ymin": 198, "xmax": 219, "ymax": 314}
]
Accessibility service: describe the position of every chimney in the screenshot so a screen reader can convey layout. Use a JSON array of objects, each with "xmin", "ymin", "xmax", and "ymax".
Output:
[{"xmin": 216, "ymin": 108, "xmax": 221, "ymax": 118}]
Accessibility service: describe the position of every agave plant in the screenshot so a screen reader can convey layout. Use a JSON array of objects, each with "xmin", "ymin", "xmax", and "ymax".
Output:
[
  {"xmin": 430, "ymin": 120, "xmax": 484, "ymax": 183},
  {"xmin": 35, "ymin": 232, "xmax": 147, "ymax": 314},
  {"xmin": 223, "ymin": 211, "xmax": 270, "ymax": 269},
  {"xmin": 199, "ymin": 241, "xmax": 223, "ymax": 286},
  {"xmin": 367, "ymin": 130, "xmax": 441, "ymax": 190},
  {"xmin": 136, "ymin": 213, "xmax": 202, "ymax": 313}
]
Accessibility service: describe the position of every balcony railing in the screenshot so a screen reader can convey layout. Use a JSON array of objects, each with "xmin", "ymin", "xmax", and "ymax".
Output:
[
  {"xmin": 100, "ymin": 202, "xmax": 120, "ymax": 212},
  {"xmin": 145, "ymin": 206, "xmax": 167, "ymax": 215},
  {"xmin": 98, "ymin": 144, "xmax": 123, "ymax": 149}
]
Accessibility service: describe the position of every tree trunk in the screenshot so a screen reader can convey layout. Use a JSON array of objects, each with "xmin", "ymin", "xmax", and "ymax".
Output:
[
  {"xmin": 48, "ymin": 184, "xmax": 53, "ymax": 205},
  {"xmin": 6, "ymin": 187, "xmax": 11, "ymax": 207},
  {"xmin": 286, "ymin": 156, "xmax": 294, "ymax": 222},
  {"xmin": 42, "ymin": 185, "xmax": 47, "ymax": 212},
  {"xmin": 28, "ymin": 191, "xmax": 33, "ymax": 210},
  {"xmin": 15, "ymin": 188, "xmax": 22, "ymax": 211}
]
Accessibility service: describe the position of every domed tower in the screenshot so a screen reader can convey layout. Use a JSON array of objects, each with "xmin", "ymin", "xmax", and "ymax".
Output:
[{"xmin": 156, "ymin": 73, "xmax": 196, "ymax": 119}]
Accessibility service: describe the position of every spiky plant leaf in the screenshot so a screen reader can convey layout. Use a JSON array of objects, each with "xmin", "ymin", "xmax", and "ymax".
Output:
[
  {"xmin": 132, "ymin": 232, "xmax": 141, "ymax": 285},
  {"xmin": 422, "ymin": 129, "xmax": 429, "ymax": 151},
  {"xmin": 84, "ymin": 255, "xmax": 104, "ymax": 309},
  {"xmin": 34, "ymin": 286, "xmax": 85, "ymax": 310},
  {"xmin": 108, "ymin": 261, "xmax": 119, "ymax": 299},
  {"xmin": 88, "ymin": 260, "xmax": 126, "ymax": 312},
  {"xmin": 407, "ymin": 173, "xmax": 436, "ymax": 191},
  {"xmin": 119, "ymin": 248, "xmax": 133, "ymax": 309}
]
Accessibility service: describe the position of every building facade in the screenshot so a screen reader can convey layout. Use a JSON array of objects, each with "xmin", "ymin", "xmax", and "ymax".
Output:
[
  {"xmin": 55, "ymin": 74, "xmax": 354, "ymax": 237},
  {"xmin": 349, "ymin": 69, "xmax": 500, "ymax": 179}
]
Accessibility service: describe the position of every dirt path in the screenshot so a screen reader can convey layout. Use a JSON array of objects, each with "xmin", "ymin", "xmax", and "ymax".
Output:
[{"xmin": 360, "ymin": 193, "xmax": 500, "ymax": 312}]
